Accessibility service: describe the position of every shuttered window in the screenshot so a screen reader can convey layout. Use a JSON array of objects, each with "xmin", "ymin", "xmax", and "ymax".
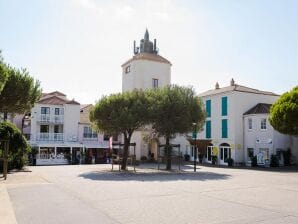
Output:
[
  {"xmin": 221, "ymin": 96, "xmax": 228, "ymax": 116},
  {"xmin": 206, "ymin": 120, "xmax": 211, "ymax": 139},
  {"xmin": 206, "ymin": 100, "xmax": 211, "ymax": 117},
  {"xmin": 222, "ymin": 119, "xmax": 228, "ymax": 138}
]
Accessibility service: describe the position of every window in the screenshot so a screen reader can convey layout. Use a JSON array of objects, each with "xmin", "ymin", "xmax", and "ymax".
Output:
[
  {"xmin": 221, "ymin": 96, "xmax": 228, "ymax": 116},
  {"xmin": 206, "ymin": 100, "xmax": 211, "ymax": 117},
  {"xmin": 247, "ymin": 148, "xmax": 254, "ymax": 158},
  {"xmin": 41, "ymin": 107, "xmax": 50, "ymax": 114},
  {"xmin": 261, "ymin": 118, "xmax": 267, "ymax": 130},
  {"xmin": 55, "ymin": 108, "xmax": 60, "ymax": 115},
  {"xmin": 248, "ymin": 118, "xmax": 252, "ymax": 130},
  {"xmin": 152, "ymin": 78, "xmax": 158, "ymax": 88},
  {"xmin": 125, "ymin": 65, "xmax": 130, "ymax": 73},
  {"xmin": 206, "ymin": 120, "xmax": 211, "ymax": 139},
  {"xmin": 54, "ymin": 125, "xmax": 63, "ymax": 133},
  {"xmin": 222, "ymin": 119, "xmax": 228, "ymax": 138},
  {"xmin": 40, "ymin": 125, "xmax": 49, "ymax": 133},
  {"xmin": 83, "ymin": 127, "xmax": 97, "ymax": 138},
  {"xmin": 103, "ymin": 134, "xmax": 110, "ymax": 141}
]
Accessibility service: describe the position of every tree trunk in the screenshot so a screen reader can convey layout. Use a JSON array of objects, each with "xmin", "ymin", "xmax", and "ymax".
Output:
[
  {"xmin": 121, "ymin": 136, "xmax": 131, "ymax": 170},
  {"xmin": 166, "ymin": 136, "xmax": 172, "ymax": 170},
  {"xmin": 3, "ymin": 111, "xmax": 8, "ymax": 121}
]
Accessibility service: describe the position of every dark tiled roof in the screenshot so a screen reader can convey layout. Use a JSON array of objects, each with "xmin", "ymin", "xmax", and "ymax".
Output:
[
  {"xmin": 243, "ymin": 103, "xmax": 272, "ymax": 115},
  {"xmin": 122, "ymin": 52, "xmax": 171, "ymax": 67}
]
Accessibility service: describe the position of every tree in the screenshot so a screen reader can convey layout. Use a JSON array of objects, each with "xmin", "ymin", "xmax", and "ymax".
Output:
[
  {"xmin": 90, "ymin": 90, "xmax": 150, "ymax": 170},
  {"xmin": 0, "ymin": 66, "xmax": 42, "ymax": 120},
  {"xmin": 269, "ymin": 86, "xmax": 298, "ymax": 135},
  {"xmin": 0, "ymin": 52, "xmax": 9, "ymax": 93},
  {"xmin": 0, "ymin": 121, "xmax": 30, "ymax": 170},
  {"xmin": 149, "ymin": 85, "xmax": 205, "ymax": 170}
]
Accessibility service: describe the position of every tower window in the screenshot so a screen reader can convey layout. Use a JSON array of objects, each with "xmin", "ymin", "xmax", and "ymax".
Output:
[
  {"xmin": 125, "ymin": 65, "xmax": 130, "ymax": 73},
  {"xmin": 152, "ymin": 78, "xmax": 158, "ymax": 88}
]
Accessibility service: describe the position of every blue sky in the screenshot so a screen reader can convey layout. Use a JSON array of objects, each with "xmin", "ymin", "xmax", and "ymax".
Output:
[{"xmin": 0, "ymin": 0, "xmax": 297, "ymax": 103}]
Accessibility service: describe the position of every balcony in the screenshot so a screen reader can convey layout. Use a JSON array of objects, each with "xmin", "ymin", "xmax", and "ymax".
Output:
[
  {"xmin": 83, "ymin": 133, "xmax": 98, "ymax": 141},
  {"xmin": 38, "ymin": 114, "xmax": 64, "ymax": 124},
  {"xmin": 37, "ymin": 133, "xmax": 64, "ymax": 142}
]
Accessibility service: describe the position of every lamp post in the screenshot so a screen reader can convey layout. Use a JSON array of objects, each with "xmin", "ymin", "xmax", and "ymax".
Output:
[{"xmin": 192, "ymin": 123, "xmax": 197, "ymax": 172}]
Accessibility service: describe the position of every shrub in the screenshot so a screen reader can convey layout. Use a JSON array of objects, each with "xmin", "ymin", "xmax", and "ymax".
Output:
[
  {"xmin": 227, "ymin": 158, "xmax": 234, "ymax": 167},
  {"xmin": 270, "ymin": 155, "xmax": 279, "ymax": 167},
  {"xmin": 251, "ymin": 156, "xmax": 258, "ymax": 167},
  {"xmin": 211, "ymin": 155, "xmax": 217, "ymax": 165},
  {"xmin": 140, "ymin": 156, "xmax": 148, "ymax": 161},
  {"xmin": 184, "ymin": 154, "xmax": 190, "ymax": 161},
  {"xmin": 283, "ymin": 148, "xmax": 292, "ymax": 166}
]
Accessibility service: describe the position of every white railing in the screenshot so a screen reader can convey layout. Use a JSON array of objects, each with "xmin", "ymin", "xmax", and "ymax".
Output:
[
  {"xmin": 38, "ymin": 114, "xmax": 64, "ymax": 123},
  {"xmin": 37, "ymin": 133, "xmax": 64, "ymax": 142},
  {"xmin": 83, "ymin": 133, "xmax": 98, "ymax": 141}
]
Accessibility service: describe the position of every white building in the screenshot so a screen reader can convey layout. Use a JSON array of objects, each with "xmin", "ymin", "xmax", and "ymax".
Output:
[
  {"xmin": 30, "ymin": 91, "xmax": 83, "ymax": 165},
  {"xmin": 78, "ymin": 104, "xmax": 113, "ymax": 164},
  {"xmin": 121, "ymin": 29, "xmax": 172, "ymax": 160},
  {"xmin": 243, "ymin": 103, "xmax": 292, "ymax": 166},
  {"xmin": 196, "ymin": 80, "xmax": 287, "ymax": 165}
]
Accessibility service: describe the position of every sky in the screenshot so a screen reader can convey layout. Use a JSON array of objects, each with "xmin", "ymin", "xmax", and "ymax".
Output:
[{"xmin": 0, "ymin": 0, "xmax": 297, "ymax": 104}]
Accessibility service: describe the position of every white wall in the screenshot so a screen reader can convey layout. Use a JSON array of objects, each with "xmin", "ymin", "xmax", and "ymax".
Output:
[
  {"xmin": 64, "ymin": 104, "xmax": 80, "ymax": 141},
  {"xmin": 122, "ymin": 60, "xmax": 171, "ymax": 92}
]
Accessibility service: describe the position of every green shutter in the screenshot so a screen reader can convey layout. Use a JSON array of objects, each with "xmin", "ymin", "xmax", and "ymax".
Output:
[
  {"xmin": 222, "ymin": 97, "xmax": 228, "ymax": 116},
  {"xmin": 206, "ymin": 120, "xmax": 211, "ymax": 139},
  {"xmin": 206, "ymin": 100, "xmax": 211, "ymax": 117},
  {"xmin": 222, "ymin": 119, "xmax": 228, "ymax": 138}
]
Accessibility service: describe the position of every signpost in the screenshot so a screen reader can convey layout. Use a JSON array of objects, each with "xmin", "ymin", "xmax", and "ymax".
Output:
[{"xmin": 192, "ymin": 123, "xmax": 197, "ymax": 172}]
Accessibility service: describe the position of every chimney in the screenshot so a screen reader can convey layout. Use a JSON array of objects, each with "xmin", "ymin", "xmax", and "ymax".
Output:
[
  {"xmin": 215, "ymin": 82, "xmax": 219, "ymax": 89},
  {"xmin": 230, "ymin": 78, "xmax": 235, "ymax": 86}
]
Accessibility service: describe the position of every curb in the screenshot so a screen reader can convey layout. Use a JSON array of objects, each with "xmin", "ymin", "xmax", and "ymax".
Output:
[{"xmin": 0, "ymin": 185, "xmax": 17, "ymax": 224}]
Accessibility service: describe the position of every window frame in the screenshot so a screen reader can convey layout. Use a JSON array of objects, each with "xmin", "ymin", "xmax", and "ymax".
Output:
[
  {"xmin": 261, "ymin": 118, "xmax": 267, "ymax": 130},
  {"xmin": 248, "ymin": 118, "xmax": 252, "ymax": 130},
  {"xmin": 152, "ymin": 78, "xmax": 159, "ymax": 88}
]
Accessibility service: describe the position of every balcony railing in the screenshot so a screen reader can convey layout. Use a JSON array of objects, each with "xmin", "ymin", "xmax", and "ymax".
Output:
[
  {"xmin": 38, "ymin": 114, "xmax": 64, "ymax": 124},
  {"xmin": 37, "ymin": 133, "xmax": 64, "ymax": 142},
  {"xmin": 83, "ymin": 133, "xmax": 98, "ymax": 141}
]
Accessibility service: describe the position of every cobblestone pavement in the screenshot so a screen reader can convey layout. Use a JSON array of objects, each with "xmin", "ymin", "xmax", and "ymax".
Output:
[{"xmin": 2, "ymin": 164, "xmax": 298, "ymax": 224}]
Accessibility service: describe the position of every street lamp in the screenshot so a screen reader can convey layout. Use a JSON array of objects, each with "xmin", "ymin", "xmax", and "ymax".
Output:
[{"xmin": 192, "ymin": 122, "xmax": 197, "ymax": 172}]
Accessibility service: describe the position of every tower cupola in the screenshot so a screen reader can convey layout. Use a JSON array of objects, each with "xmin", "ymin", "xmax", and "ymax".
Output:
[{"xmin": 133, "ymin": 29, "xmax": 158, "ymax": 55}]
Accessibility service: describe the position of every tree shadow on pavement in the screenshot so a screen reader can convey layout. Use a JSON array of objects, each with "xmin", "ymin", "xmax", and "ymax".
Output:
[{"xmin": 78, "ymin": 170, "xmax": 231, "ymax": 182}]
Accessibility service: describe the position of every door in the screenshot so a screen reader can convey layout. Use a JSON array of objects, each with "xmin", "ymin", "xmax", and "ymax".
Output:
[
  {"xmin": 220, "ymin": 146, "xmax": 231, "ymax": 165},
  {"xmin": 207, "ymin": 146, "xmax": 213, "ymax": 163}
]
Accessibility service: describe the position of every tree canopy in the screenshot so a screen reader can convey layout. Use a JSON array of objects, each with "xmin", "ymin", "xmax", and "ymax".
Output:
[
  {"xmin": 149, "ymin": 85, "xmax": 205, "ymax": 169},
  {"xmin": 0, "ymin": 66, "xmax": 42, "ymax": 119},
  {"xmin": 0, "ymin": 52, "xmax": 9, "ymax": 93},
  {"xmin": 0, "ymin": 121, "xmax": 30, "ymax": 170},
  {"xmin": 269, "ymin": 86, "xmax": 298, "ymax": 135},
  {"xmin": 90, "ymin": 90, "xmax": 151, "ymax": 170}
]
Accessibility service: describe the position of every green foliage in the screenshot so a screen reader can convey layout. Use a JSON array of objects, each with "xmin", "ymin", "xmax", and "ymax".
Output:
[
  {"xmin": 148, "ymin": 85, "xmax": 206, "ymax": 169},
  {"xmin": 0, "ymin": 122, "xmax": 30, "ymax": 170},
  {"xmin": 211, "ymin": 155, "xmax": 217, "ymax": 165},
  {"xmin": 269, "ymin": 86, "xmax": 298, "ymax": 135},
  {"xmin": 0, "ymin": 66, "xmax": 42, "ymax": 116},
  {"xmin": 0, "ymin": 52, "xmax": 9, "ymax": 93},
  {"xmin": 90, "ymin": 90, "xmax": 150, "ymax": 170},
  {"xmin": 227, "ymin": 158, "xmax": 234, "ymax": 167},
  {"xmin": 149, "ymin": 85, "xmax": 205, "ymax": 138},
  {"xmin": 251, "ymin": 156, "xmax": 258, "ymax": 167},
  {"xmin": 282, "ymin": 148, "xmax": 292, "ymax": 166},
  {"xmin": 270, "ymin": 155, "xmax": 279, "ymax": 167}
]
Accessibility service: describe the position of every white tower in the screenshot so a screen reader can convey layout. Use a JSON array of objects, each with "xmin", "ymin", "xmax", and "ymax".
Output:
[{"xmin": 122, "ymin": 29, "xmax": 171, "ymax": 92}]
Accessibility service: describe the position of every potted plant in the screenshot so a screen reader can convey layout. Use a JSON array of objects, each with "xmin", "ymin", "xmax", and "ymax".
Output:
[
  {"xmin": 211, "ymin": 155, "xmax": 217, "ymax": 165},
  {"xmin": 227, "ymin": 157, "xmax": 234, "ymax": 167},
  {"xmin": 184, "ymin": 154, "xmax": 190, "ymax": 161}
]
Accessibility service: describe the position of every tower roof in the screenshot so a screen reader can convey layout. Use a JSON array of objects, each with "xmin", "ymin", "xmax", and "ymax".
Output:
[{"xmin": 122, "ymin": 52, "xmax": 171, "ymax": 67}]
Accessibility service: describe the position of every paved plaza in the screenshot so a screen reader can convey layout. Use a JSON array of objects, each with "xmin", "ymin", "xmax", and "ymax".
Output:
[{"xmin": 1, "ymin": 164, "xmax": 298, "ymax": 224}]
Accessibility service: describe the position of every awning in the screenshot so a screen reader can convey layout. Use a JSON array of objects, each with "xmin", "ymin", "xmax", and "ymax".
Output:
[{"xmin": 187, "ymin": 139, "xmax": 212, "ymax": 154}]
